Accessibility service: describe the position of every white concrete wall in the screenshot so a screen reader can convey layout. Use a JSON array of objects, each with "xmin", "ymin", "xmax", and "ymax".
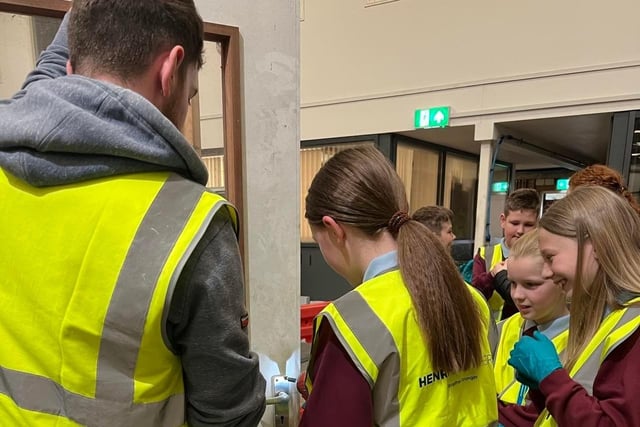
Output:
[
  {"xmin": 195, "ymin": 2, "xmax": 300, "ymax": 426},
  {"xmin": 300, "ymin": 0, "xmax": 640, "ymax": 140},
  {"xmin": 0, "ymin": 13, "xmax": 35, "ymax": 98}
]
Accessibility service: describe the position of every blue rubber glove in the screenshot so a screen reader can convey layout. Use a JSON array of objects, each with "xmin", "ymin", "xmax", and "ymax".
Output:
[{"xmin": 508, "ymin": 330, "xmax": 562, "ymax": 389}]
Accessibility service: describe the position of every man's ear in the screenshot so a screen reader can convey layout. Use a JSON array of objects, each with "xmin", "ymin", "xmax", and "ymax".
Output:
[
  {"xmin": 499, "ymin": 212, "xmax": 506, "ymax": 228},
  {"xmin": 321, "ymin": 216, "xmax": 345, "ymax": 243},
  {"xmin": 66, "ymin": 60, "xmax": 73, "ymax": 75},
  {"xmin": 159, "ymin": 45, "xmax": 185, "ymax": 97}
]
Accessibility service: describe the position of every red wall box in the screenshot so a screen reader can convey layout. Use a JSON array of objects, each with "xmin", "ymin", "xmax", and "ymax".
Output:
[{"xmin": 300, "ymin": 301, "xmax": 329, "ymax": 343}]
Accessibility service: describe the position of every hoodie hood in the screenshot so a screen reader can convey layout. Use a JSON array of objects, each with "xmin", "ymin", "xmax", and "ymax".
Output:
[{"xmin": 0, "ymin": 75, "xmax": 208, "ymax": 187}]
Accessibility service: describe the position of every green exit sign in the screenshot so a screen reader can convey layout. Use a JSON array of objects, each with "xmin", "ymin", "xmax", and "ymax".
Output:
[
  {"xmin": 414, "ymin": 106, "xmax": 450, "ymax": 129},
  {"xmin": 556, "ymin": 178, "xmax": 569, "ymax": 191},
  {"xmin": 492, "ymin": 181, "xmax": 509, "ymax": 193}
]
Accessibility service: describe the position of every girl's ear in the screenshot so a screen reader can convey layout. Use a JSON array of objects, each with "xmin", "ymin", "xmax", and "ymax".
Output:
[
  {"xmin": 321, "ymin": 215, "xmax": 345, "ymax": 242},
  {"xmin": 585, "ymin": 240, "xmax": 598, "ymax": 262}
]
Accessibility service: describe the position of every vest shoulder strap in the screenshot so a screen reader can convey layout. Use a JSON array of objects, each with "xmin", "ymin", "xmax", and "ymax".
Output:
[{"xmin": 484, "ymin": 244, "xmax": 494, "ymax": 271}]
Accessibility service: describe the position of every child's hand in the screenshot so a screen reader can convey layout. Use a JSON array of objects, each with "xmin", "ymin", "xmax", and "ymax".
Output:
[
  {"xmin": 508, "ymin": 331, "xmax": 562, "ymax": 389},
  {"xmin": 491, "ymin": 260, "xmax": 507, "ymax": 276}
]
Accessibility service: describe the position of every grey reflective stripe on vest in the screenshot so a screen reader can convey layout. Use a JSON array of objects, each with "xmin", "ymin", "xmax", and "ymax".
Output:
[
  {"xmin": 161, "ymin": 196, "xmax": 232, "ymax": 354},
  {"xmin": 572, "ymin": 306, "xmax": 640, "ymax": 395},
  {"xmin": 484, "ymin": 245, "xmax": 494, "ymax": 271},
  {"xmin": 0, "ymin": 174, "xmax": 200, "ymax": 426},
  {"xmin": 0, "ymin": 366, "xmax": 184, "ymax": 427},
  {"xmin": 496, "ymin": 319, "xmax": 507, "ymax": 338},
  {"xmin": 331, "ymin": 291, "xmax": 401, "ymax": 427}
]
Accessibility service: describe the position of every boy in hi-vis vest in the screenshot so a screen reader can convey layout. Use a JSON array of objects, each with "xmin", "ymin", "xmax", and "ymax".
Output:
[{"xmin": 472, "ymin": 188, "xmax": 540, "ymax": 321}]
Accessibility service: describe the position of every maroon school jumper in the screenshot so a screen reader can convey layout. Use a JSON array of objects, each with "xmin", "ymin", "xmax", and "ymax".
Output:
[
  {"xmin": 499, "ymin": 327, "xmax": 640, "ymax": 426},
  {"xmin": 299, "ymin": 322, "xmax": 373, "ymax": 427}
]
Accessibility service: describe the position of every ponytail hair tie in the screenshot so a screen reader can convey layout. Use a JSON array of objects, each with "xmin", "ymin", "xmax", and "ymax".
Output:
[{"xmin": 388, "ymin": 211, "xmax": 410, "ymax": 234}]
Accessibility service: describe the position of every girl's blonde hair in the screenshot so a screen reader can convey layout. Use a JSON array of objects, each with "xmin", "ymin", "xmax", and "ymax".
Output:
[
  {"xmin": 539, "ymin": 186, "xmax": 640, "ymax": 371},
  {"xmin": 509, "ymin": 228, "xmax": 541, "ymax": 260}
]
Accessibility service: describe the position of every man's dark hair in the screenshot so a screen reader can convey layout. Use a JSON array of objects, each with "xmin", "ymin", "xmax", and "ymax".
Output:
[
  {"xmin": 69, "ymin": 0, "xmax": 204, "ymax": 79},
  {"xmin": 412, "ymin": 205, "xmax": 454, "ymax": 235},
  {"xmin": 504, "ymin": 188, "xmax": 540, "ymax": 216}
]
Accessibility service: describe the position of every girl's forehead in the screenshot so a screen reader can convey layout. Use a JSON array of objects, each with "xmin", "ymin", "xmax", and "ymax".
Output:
[
  {"xmin": 509, "ymin": 255, "xmax": 543, "ymax": 268},
  {"xmin": 538, "ymin": 228, "xmax": 565, "ymax": 244},
  {"xmin": 508, "ymin": 259, "xmax": 546, "ymax": 283}
]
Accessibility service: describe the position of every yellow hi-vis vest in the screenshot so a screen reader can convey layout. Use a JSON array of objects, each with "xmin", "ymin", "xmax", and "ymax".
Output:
[
  {"xmin": 0, "ymin": 170, "xmax": 237, "ymax": 427},
  {"xmin": 306, "ymin": 270, "xmax": 498, "ymax": 427},
  {"xmin": 534, "ymin": 298, "xmax": 640, "ymax": 427},
  {"xmin": 467, "ymin": 284, "xmax": 499, "ymax": 355},
  {"xmin": 479, "ymin": 244, "xmax": 505, "ymax": 321},
  {"xmin": 494, "ymin": 315, "xmax": 568, "ymax": 405}
]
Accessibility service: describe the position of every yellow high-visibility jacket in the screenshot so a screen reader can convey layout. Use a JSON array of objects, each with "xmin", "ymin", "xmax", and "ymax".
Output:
[
  {"xmin": 494, "ymin": 315, "xmax": 568, "ymax": 405},
  {"xmin": 0, "ymin": 170, "xmax": 236, "ymax": 426},
  {"xmin": 479, "ymin": 244, "xmax": 505, "ymax": 321},
  {"xmin": 534, "ymin": 299, "xmax": 640, "ymax": 426},
  {"xmin": 307, "ymin": 270, "xmax": 498, "ymax": 426}
]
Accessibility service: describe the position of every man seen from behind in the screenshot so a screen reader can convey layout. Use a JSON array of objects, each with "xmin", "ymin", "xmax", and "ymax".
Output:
[{"xmin": 0, "ymin": 1, "xmax": 266, "ymax": 425}]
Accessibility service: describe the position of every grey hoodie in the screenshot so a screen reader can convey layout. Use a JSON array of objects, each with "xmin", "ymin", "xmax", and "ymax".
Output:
[{"xmin": 0, "ymin": 13, "xmax": 265, "ymax": 426}]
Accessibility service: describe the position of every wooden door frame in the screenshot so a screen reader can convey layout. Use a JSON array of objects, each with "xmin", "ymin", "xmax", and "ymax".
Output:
[{"xmin": 1, "ymin": 0, "xmax": 245, "ymax": 253}]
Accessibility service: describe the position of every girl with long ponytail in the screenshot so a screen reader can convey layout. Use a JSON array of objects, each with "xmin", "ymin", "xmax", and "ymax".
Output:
[{"xmin": 300, "ymin": 146, "xmax": 497, "ymax": 427}]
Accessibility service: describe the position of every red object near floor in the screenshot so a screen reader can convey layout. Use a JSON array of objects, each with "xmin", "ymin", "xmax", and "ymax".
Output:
[{"xmin": 300, "ymin": 301, "xmax": 329, "ymax": 343}]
